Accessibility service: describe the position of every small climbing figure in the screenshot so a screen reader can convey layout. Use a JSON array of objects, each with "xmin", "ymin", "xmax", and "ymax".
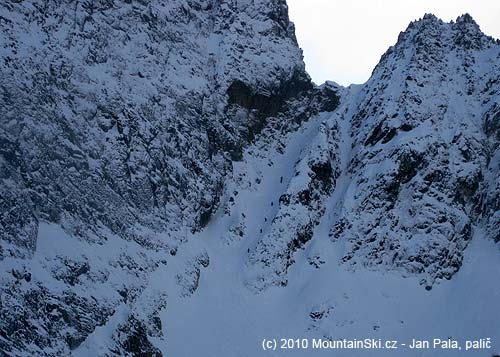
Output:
[
  {"xmin": 247, "ymin": 248, "xmax": 250, "ymax": 253},
  {"xmin": 280, "ymin": 176, "xmax": 283, "ymax": 183},
  {"xmin": 260, "ymin": 228, "xmax": 263, "ymax": 233},
  {"xmin": 264, "ymin": 217, "xmax": 267, "ymax": 222},
  {"xmin": 271, "ymin": 201, "xmax": 273, "ymax": 206}
]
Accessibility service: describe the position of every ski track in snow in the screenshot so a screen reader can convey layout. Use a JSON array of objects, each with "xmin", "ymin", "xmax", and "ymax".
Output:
[{"xmin": 160, "ymin": 111, "xmax": 500, "ymax": 357}]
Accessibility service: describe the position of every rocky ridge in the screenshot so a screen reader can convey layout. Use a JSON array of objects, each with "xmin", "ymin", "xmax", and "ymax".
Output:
[
  {"xmin": 238, "ymin": 14, "xmax": 500, "ymax": 291},
  {"xmin": 0, "ymin": 2, "xmax": 499, "ymax": 356},
  {"xmin": 0, "ymin": 0, "xmax": 336, "ymax": 354}
]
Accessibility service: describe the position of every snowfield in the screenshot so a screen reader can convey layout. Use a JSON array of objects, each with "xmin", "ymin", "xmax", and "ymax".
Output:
[{"xmin": 162, "ymin": 110, "xmax": 500, "ymax": 357}]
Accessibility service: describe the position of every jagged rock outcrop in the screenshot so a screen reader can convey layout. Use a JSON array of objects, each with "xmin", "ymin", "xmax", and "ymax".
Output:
[
  {"xmin": 247, "ymin": 116, "xmax": 342, "ymax": 291},
  {"xmin": 0, "ymin": 0, "xmax": 311, "ymax": 259},
  {"xmin": 330, "ymin": 14, "xmax": 500, "ymax": 288},
  {"xmin": 0, "ymin": 0, "xmax": 337, "ymax": 354},
  {"xmin": 239, "ymin": 14, "xmax": 500, "ymax": 292},
  {"xmin": 1, "ymin": 1, "xmax": 499, "ymax": 355}
]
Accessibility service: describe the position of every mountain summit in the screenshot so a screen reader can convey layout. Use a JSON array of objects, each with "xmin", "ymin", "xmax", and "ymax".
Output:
[{"xmin": 1, "ymin": 3, "xmax": 499, "ymax": 356}]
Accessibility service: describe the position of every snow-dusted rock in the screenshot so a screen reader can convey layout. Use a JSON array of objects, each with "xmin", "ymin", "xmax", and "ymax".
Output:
[
  {"xmin": 326, "ymin": 14, "xmax": 500, "ymax": 288},
  {"xmin": 1, "ymin": 1, "xmax": 499, "ymax": 355},
  {"xmin": 0, "ymin": 0, "xmax": 334, "ymax": 354}
]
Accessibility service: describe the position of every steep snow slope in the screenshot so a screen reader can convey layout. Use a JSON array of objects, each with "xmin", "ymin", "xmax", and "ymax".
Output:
[
  {"xmin": 162, "ymin": 108, "xmax": 500, "ymax": 357},
  {"xmin": 228, "ymin": 14, "xmax": 500, "ymax": 294},
  {"xmin": 161, "ymin": 13, "xmax": 500, "ymax": 357},
  {"xmin": 1, "ymin": 2, "xmax": 500, "ymax": 356},
  {"xmin": 0, "ymin": 0, "xmax": 338, "ymax": 354}
]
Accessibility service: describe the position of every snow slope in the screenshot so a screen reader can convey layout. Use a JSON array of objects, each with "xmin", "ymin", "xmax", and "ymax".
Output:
[
  {"xmin": 160, "ymin": 15, "xmax": 500, "ymax": 356},
  {"xmin": 162, "ymin": 109, "xmax": 500, "ymax": 357},
  {"xmin": 1, "ymin": 3, "xmax": 500, "ymax": 356},
  {"xmin": 0, "ymin": 0, "xmax": 334, "ymax": 353}
]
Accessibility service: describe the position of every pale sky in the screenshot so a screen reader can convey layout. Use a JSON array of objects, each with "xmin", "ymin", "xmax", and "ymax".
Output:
[{"xmin": 287, "ymin": 0, "xmax": 500, "ymax": 86}]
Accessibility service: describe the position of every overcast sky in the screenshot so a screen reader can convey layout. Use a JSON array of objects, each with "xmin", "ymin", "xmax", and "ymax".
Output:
[{"xmin": 287, "ymin": 0, "xmax": 500, "ymax": 86}]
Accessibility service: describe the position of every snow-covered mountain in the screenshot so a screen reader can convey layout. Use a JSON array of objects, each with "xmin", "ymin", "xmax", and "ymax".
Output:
[
  {"xmin": 330, "ymin": 13, "xmax": 500, "ymax": 288},
  {"xmin": 1, "ymin": 1, "xmax": 499, "ymax": 356}
]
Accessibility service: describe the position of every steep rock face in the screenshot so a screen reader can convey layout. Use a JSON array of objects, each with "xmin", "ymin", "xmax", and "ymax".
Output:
[
  {"xmin": 241, "ymin": 14, "xmax": 500, "ymax": 292},
  {"xmin": 330, "ymin": 14, "xmax": 500, "ymax": 288},
  {"xmin": 1, "ymin": 3, "xmax": 500, "ymax": 355},
  {"xmin": 484, "ymin": 105, "xmax": 500, "ymax": 242},
  {"xmin": 0, "ymin": 0, "xmax": 308, "ymax": 259},
  {"xmin": 0, "ymin": 0, "xmax": 339, "ymax": 355}
]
